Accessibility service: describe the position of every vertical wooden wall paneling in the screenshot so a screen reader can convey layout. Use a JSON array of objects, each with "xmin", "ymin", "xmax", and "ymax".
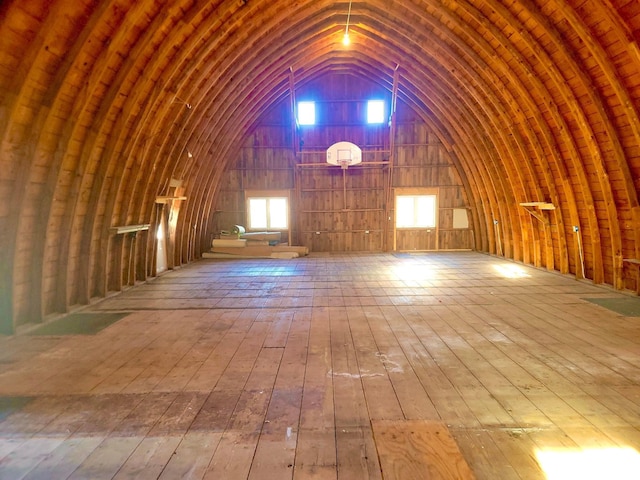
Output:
[
  {"xmin": 362, "ymin": 3, "xmax": 492, "ymax": 255},
  {"xmin": 187, "ymin": 88, "xmax": 292, "ymax": 259},
  {"xmin": 289, "ymin": 67, "xmax": 301, "ymax": 246},
  {"xmin": 179, "ymin": 0, "xmax": 292, "ymax": 253},
  {"xmin": 215, "ymin": 69, "xmax": 476, "ymax": 253},
  {"xmin": 289, "ymin": 67, "xmax": 299, "ymax": 157}
]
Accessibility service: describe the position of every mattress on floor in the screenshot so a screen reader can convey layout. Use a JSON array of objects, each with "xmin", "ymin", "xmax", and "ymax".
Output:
[{"xmin": 211, "ymin": 238, "xmax": 247, "ymax": 248}]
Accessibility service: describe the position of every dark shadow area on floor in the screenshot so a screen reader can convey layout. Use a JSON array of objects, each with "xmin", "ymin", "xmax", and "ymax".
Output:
[{"xmin": 27, "ymin": 312, "xmax": 130, "ymax": 335}]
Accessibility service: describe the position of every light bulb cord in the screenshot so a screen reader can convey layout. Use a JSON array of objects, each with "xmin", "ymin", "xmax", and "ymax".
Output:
[{"xmin": 345, "ymin": 0, "xmax": 352, "ymax": 35}]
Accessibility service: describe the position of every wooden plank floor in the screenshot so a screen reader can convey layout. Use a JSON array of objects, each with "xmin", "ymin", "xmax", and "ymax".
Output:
[{"xmin": 1, "ymin": 252, "xmax": 640, "ymax": 479}]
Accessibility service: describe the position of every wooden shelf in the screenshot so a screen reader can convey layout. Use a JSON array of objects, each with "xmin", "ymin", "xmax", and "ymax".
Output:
[
  {"xmin": 155, "ymin": 196, "xmax": 187, "ymax": 204},
  {"xmin": 519, "ymin": 202, "xmax": 555, "ymax": 210},
  {"xmin": 520, "ymin": 202, "xmax": 555, "ymax": 225},
  {"xmin": 110, "ymin": 224, "xmax": 150, "ymax": 235}
]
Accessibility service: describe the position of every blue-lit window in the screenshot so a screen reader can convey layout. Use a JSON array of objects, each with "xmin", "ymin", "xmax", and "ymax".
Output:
[
  {"xmin": 298, "ymin": 101, "xmax": 315, "ymax": 126},
  {"xmin": 367, "ymin": 100, "xmax": 385, "ymax": 124}
]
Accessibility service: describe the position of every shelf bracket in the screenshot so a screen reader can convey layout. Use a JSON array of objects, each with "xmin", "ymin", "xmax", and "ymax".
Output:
[{"xmin": 519, "ymin": 202, "xmax": 555, "ymax": 225}]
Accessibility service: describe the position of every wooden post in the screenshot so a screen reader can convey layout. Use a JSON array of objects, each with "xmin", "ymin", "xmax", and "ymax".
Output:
[
  {"xmin": 289, "ymin": 67, "xmax": 303, "ymax": 246},
  {"xmin": 384, "ymin": 65, "xmax": 400, "ymax": 252},
  {"xmin": 289, "ymin": 67, "xmax": 298, "ymax": 157}
]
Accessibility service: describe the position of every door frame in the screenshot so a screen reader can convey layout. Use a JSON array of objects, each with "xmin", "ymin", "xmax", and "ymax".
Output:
[{"xmin": 393, "ymin": 187, "xmax": 439, "ymax": 251}]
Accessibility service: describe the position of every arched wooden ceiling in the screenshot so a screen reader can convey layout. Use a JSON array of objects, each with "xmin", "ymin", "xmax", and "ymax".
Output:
[{"xmin": 1, "ymin": 0, "xmax": 639, "ymax": 331}]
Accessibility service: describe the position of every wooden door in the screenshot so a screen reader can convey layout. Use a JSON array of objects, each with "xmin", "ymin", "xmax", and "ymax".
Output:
[{"xmin": 394, "ymin": 189, "xmax": 439, "ymax": 251}]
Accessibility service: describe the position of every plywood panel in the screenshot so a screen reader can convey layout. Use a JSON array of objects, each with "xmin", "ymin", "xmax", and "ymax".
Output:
[{"xmin": 372, "ymin": 420, "xmax": 476, "ymax": 480}]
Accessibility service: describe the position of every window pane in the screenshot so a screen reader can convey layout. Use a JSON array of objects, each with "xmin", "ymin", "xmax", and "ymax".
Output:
[
  {"xmin": 268, "ymin": 198, "xmax": 288, "ymax": 229},
  {"xmin": 298, "ymin": 101, "xmax": 315, "ymax": 126},
  {"xmin": 367, "ymin": 100, "xmax": 385, "ymax": 124},
  {"xmin": 396, "ymin": 195, "xmax": 437, "ymax": 228},
  {"xmin": 396, "ymin": 196, "xmax": 415, "ymax": 227},
  {"xmin": 415, "ymin": 195, "xmax": 436, "ymax": 227},
  {"xmin": 249, "ymin": 198, "xmax": 267, "ymax": 229}
]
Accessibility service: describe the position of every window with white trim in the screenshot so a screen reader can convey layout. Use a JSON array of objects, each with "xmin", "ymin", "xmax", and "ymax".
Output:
[
  {"xmin": 247, "ymin": 196, "xmax": 288, "ymax": 230},
  {"xmin": 396, "ymin": 195, "xmax": 437, "ymax": 228}
]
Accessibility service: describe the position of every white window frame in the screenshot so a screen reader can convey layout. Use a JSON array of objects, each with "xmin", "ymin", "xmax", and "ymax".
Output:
[
  {"xmin": 245, "ymin": 190, "xmax": 290, "ymax": 231},
  {"xmin": 395, "ymin": 194, "xmax": 438, "ymax": 229}
]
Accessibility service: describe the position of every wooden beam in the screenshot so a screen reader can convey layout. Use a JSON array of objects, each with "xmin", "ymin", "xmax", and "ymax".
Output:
[
  {"xmin": 384, "ymin": 64, "xmax": 401, "ymax": 252},
  {"xmin": 289, "ymin": 67, "xmax": 299, "ymax": 156},
  {"xmin": 110, "ymin": 224, "xmax": 151, "ymax": 235}
]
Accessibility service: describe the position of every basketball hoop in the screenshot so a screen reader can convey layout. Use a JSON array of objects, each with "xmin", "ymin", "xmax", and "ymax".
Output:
[{"xmin": 327, "ymin": 141, "xmax": 362, "ymax": 169}]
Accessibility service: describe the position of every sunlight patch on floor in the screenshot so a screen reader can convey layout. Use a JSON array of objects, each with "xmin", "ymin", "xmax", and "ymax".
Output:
[
  {"xmin": 536, "ymin": 447, "xmax": 640, "ymax": 480},
  {"xmin": 392, "ymin": 262, "xmax": 439, "ymax": 281},
  {"xmin": 494, "ymin": 263, "xmax": 531, "ymax": 278}
]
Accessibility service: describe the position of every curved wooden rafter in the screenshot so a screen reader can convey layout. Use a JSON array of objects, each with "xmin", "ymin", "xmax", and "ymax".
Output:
[{"xmin": 1, "ymin": 0, "xmax": 639, "ymax": 332}]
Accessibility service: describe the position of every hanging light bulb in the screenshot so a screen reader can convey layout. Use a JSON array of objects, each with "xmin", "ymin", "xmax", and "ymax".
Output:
[{"xmin": 343, "ymin": 0, "xmax": 352, "ymax": 46}]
